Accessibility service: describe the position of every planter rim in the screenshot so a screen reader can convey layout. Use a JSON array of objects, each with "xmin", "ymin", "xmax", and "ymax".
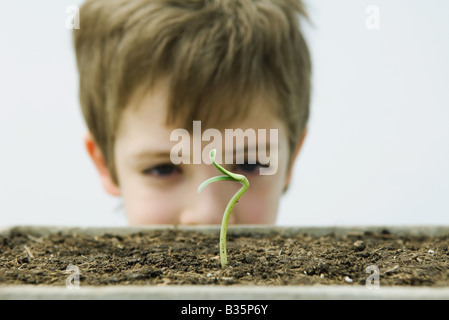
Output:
[
  {"xmin": 2, "ymin": 224, "xmax": 449, "ymax": 237},
  {"xmin": 1, "ymin": 284, "xmax": 449, "ymax": 300}
]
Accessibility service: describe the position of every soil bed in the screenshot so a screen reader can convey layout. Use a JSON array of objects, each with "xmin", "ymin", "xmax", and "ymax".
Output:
[{"xmin": 1, "ymin": 227, "xmax": 448, "ymax": 287}]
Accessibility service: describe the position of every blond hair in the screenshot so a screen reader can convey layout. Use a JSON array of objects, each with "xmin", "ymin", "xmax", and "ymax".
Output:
[{"xmin": 74, "ymin": 0, "xmax": 311, "ymax": 185}]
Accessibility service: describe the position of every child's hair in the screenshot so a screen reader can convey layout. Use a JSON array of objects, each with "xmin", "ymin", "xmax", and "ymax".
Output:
[{"xmin": 74, "ymin": 0, "xmax": 311, "ymax": 185}]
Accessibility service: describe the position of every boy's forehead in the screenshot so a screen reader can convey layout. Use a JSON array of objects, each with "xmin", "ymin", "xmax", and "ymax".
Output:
[
  {"xmin": 114, "ymin": 79, "xmax": 288, "ymax": 169},
  {"xmin": 120, "ymin": 96, "xmax": 284, "ymax": 138},
  {"xmin": 122, "ymin": 80, "xmax": 284, "ymax": 134},
  {"xmin": 116, "ymin": 85, "xmax": 286, "ymax": 160}
]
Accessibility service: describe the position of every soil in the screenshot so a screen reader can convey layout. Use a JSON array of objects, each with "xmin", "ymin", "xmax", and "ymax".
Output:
[{"xmin": 1, "ymin": 228, "xmax": 448, "ymax": 287}]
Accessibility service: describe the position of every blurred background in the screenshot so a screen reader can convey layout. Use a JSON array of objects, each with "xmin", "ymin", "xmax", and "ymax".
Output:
[{"xmin": 1, "ymin": 0, "xmax": 448, "ymax": 227}]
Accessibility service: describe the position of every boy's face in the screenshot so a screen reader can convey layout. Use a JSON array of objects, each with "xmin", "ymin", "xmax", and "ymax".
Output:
[{"xmin": 88, "ymin": 82, "xmax": 301, "ymax": 225}]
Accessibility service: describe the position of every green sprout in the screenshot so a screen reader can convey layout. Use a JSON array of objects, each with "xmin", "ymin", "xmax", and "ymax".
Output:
[{"xmin": 197, "ymin": 149, "xmax": 249, "ymax": 268}]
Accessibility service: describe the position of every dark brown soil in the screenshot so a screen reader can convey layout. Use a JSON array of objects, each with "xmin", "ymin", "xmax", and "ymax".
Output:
[{"xmin": 1, "ymin": 228, "xmax": 448, "ymax": 287}]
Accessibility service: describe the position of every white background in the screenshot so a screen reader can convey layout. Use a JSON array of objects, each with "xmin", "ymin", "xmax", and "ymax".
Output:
[{"xmin": 0, "ymin": 0, "xmax": 448, "ymax": 227}]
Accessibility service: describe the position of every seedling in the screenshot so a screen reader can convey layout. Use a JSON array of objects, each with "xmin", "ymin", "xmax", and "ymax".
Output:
[{"xmin": 197, "ymin": 149, "xmax": 249, "ymax": 268}]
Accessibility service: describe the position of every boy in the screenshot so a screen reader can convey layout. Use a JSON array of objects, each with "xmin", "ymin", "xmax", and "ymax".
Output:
[{"xmin": 73, "ymin": 0, "xmax": 311, "ymax": 225}]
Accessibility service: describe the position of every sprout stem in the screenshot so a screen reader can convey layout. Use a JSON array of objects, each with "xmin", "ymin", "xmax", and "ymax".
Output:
[
  {"xmin": 197, "ymin": 149, "xmax": 249, "ymax": 268},
  {"xmin": 219, "ymin": 177, "xmax": 249, "ymax": 268}
]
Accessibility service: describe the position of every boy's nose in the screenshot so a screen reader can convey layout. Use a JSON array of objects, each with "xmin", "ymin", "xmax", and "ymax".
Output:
[{"xmin": 179, "ymin": 183, "xmax": 237, "ymax": 225}]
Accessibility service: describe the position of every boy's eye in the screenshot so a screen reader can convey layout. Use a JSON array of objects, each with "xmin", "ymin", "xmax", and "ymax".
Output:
[
  {"xmin": 142, "ymin": 163, "xmax": 181, "ymax": 177},
  {"xmin": 234, "ymin": 162, "xmax": 268, "ymax": 174}
]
